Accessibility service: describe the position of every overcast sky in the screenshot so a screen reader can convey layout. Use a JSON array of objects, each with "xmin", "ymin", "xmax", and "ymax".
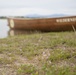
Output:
[{"xmin": 0, "ymin": 0, "xmax": 76, "ymax": 16}]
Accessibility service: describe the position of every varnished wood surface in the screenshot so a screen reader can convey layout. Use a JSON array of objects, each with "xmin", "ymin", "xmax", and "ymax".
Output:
[{"xmin": 8, "ymin": 16, "xmax": 76, "ymax": 31}]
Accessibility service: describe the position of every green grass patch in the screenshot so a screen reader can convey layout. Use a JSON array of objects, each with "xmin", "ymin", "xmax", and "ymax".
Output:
[{"xmin": 17, "ymin": 64, "xmax": 38, "ymax": 75}]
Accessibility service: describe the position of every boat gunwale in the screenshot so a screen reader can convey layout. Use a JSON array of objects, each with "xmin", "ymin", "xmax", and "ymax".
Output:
[{"xmin": 7, "ymin": 16, "xmax": 76, "ymax": 20}]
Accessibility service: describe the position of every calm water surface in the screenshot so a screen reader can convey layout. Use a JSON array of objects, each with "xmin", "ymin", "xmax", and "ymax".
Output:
[{"xmin": 0, "ymin": 19, "xmax": 9, "ymax": 38}]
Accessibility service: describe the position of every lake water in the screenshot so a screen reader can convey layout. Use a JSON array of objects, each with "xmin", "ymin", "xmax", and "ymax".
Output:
[{"xmin": 0, "ymin": 19, "xmax": 9, "ymax": 38}]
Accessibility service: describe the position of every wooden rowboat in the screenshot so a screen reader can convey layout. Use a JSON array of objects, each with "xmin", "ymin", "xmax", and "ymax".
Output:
[{"xmin": 7, "ymin": 16, "xmax": 76, "ymax": 31}]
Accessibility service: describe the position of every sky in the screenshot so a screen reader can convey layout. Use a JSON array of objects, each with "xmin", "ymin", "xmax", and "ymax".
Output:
[{"xmin": 0, "ymin": 0, "xmax": 76, "ymax": 16}]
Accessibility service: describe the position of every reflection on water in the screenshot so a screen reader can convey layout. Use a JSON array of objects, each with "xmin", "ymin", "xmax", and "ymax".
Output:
[
  {"xmin": 8, "ymin": 29, "xmax": 41, "ymax": 36},
  {"xmin": 0, "ymin": 19, "xmax": 41, "ymax": 38}
]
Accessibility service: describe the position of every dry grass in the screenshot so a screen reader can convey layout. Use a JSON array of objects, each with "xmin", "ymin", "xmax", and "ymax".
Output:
[{"xmin": 0, "ymin": 31, "xmax": 76, "ymax": 75}]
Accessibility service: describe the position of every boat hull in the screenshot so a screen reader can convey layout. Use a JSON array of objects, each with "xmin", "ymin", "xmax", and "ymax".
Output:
[{"xmin": 8, "ymin": 16, "xmax": 76, "ymax": 31}]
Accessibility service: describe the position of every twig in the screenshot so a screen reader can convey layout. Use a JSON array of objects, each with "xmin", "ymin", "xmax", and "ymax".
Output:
[{"xmin": 72, "ymin": 25, "xmax": 76, "ymax": 35}]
